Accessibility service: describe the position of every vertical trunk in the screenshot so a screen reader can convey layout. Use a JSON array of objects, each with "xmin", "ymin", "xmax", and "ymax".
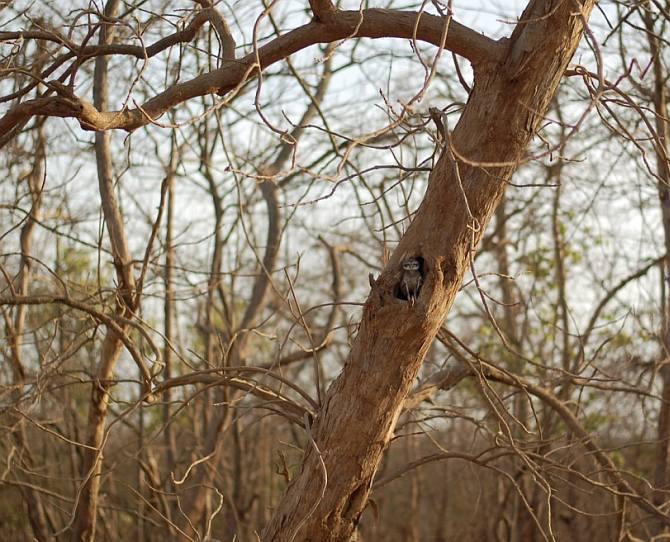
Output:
[
  {"xmin": 407, "ymin": 437, "xmax": 421, "ymax": 542},
  {"xmin": 137, "ymin": 394, "xmax": 145, "ymax": 542},
  {"xmin": 162, "ymin": 135, "xmax": 178, "ymax": 530},
  {"xmin": 177, "ymin": 142, "xmax": 232, "ymax": 536},
  {"xmin": 179, "ymin": 52, "xmax": 333, "ymax": 536},
  {"xmin": 434, "ymin": 462, "xmax": 449, "ymax": 542},
  {"xmin": 644, "ymin": 6, "xmax": 670, "ymax": 531},
  {"xmin": 494, "ymin": 198, "xmax": 535, "ymax": 541},
  {"xmin": 550, "ymin": 165, "xmax": 571, "ymax": 372},
  {"xmin": 72, "ymin": 331, "xmax": 126, "ymax": 541},
  {"xmin": 7, "ymin": 124, "xmax": 50, "ymax": 541},
  {"xmin": 548, "ymin": 158, "xmax": 584, "ymax": 538},
  {"xmin": 494, "ymin": 197, "xmax": 519, "ymax": 348},
  {"xmin": 71, "ymin": 1, "xmax": 135, "ymax": 539},
  {"xmin": 262, "ymin": 2, "xmax": 597, "ymax": 539}
]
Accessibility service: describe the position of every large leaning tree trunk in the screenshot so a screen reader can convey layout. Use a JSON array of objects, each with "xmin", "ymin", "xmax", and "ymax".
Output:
[
  {"xmin": 261, "ymin": 1, "xmax": 597, "ymax": 540},
  {"xmin": 0, "ymin": 0, "xmax": 601, "ymax": 538}
]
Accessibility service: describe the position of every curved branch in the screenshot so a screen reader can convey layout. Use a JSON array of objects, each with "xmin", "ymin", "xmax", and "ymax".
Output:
[
  {"xmin": 581, "ymin": 254, "xmax": 664, "ymax": 349},
  {"xmin": 234, "ymin": 43, "xmax": 335, "ymax": 352},
  {"xmin": 0, "ymin": 9, "xmax": 504, "ymax": 137},
  {"xmin": 476, "ymin": 362, "xmax": 670, "ymax": 526},
  {"xmin": 0, "ymin": 7, "xmax": 231, "ymax": 107},
  {"xmin": 417, "ymin": 343, "xmax": 670, "ymax": 528},
  {"xmin": 153, "ymin": 371, "xmax": 312, "ymax": 425},
  {"xmin": 0, "ymin": 294, "xmax": 155, "ymax": 395}
]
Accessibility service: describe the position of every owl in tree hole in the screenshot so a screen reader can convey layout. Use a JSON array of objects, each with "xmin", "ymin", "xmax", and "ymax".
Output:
[{"xmin": 401, "ymin": 257, "xmax": 423, "ymax": 304}]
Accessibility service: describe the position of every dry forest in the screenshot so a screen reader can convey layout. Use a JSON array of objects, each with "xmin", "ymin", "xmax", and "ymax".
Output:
[{"xmin": 3, "ymin": 0, "xmax": 670, "ymax": 541}]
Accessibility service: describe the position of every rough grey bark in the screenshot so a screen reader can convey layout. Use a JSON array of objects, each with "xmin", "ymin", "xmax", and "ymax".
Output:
[{"xmin": 261, "ymin": 1, "xmax": 598, "ymax": 540}]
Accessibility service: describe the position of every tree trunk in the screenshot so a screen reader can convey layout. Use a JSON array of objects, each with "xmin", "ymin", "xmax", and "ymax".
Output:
[
  {"xmin": 178, "ymin": 54, "xmax": 334, "ymax": 537},
  {"xmin": 261, "ymin": 1, "xmax": 597, "ymax": 540},
  {"xmin": 71, "ymin": 1, "xmax": 136, "ymax": 539},
  {"xmin": 643, "ymin": 4, "xmax": 670, "ymax": 534},
  {"xmin": 162, "ymin": 135, "xmax": 178, "ymax": 532},
  {"xmin": 8, "ymin": 124, "xmax": 50, "ymax": 542}
]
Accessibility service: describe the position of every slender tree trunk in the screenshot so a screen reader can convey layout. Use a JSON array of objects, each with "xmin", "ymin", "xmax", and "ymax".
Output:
[
  {"xmin": 494, "ymin": 198, "xmax": 535, "ymax": 541},
  {"xmin": 644, "ymin": 5, "xmax": 670, "ymax": 534},
  {"xmin": 7, "ymin": 123, "xmax": 50, "ymax": 541},
  {"xmin": 262, "ymin": 1, "xmax": 597, "ymax": 540},
  {"xmin": 162, "ymin": 134, "xmax": 178, "ymax": 531},
  {"xmin": 177, "ymin": 135, "xmax": 231, "ymax": 536},
  {"xmin": 407, "ymin": 437, "xmax": 421, "ymax": 542},
  {"xmin": 71, "ymin": 1, "xmax": 137, "ymax": 539},
  {"xmin": 179, "ymin": 54, "xmax": 333, "ymax": 537},
  {"xmin": 137, "ymin": 390, "xmax": 145, "ymax": 542}
]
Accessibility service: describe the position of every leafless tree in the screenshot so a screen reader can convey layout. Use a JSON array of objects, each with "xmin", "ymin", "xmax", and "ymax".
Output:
[{"xmin": 4, "ymin": 1, "xmax": 670, "ymax": 541}]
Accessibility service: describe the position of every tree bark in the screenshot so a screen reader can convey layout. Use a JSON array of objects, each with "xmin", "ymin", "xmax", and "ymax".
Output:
[{"xmin": 261, "ymin": 1, "xmax": 597, "ymax": 540}]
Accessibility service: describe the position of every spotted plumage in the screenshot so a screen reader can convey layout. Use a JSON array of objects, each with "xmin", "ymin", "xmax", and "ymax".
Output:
[{"xmin": 401, "ymin": 257, "xmax": 423, "ymax": 304}]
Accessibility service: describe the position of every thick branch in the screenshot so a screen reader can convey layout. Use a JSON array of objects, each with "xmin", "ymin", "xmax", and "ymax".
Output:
[{"xmin": 0, "ymin": 9, "xmax": 503, "ymax": 136}]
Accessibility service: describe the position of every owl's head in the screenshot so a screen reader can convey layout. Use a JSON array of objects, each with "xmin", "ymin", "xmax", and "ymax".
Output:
[{"xmin": 402, "ymin": 257, "xmax": 420, "ymax": 271}]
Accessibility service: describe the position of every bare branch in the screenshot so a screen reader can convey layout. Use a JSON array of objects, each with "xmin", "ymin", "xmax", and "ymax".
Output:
[{"xmin": 0, "ymin": 9, "xmax": 503, "ymax": 136}]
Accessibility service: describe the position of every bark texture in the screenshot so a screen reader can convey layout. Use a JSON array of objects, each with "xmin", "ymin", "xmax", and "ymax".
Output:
[{"xmin": 261, "ymin": 1, "xmax": 597, "ymax": 540}]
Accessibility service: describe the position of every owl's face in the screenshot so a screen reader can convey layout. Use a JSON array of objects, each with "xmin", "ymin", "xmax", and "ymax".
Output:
[{"xmin": 402, "ymin": 258, "xmax": 420, "ymax": 272}]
